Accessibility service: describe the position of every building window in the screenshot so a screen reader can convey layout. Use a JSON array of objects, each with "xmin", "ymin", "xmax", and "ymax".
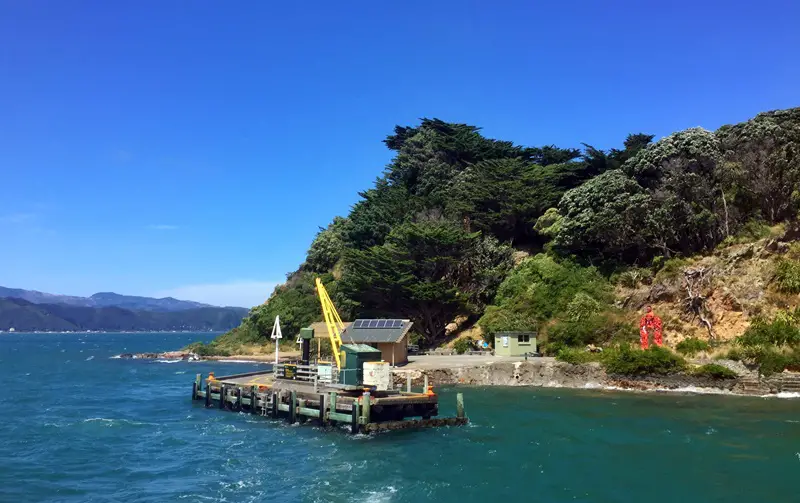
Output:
[{"xmin": 518, "ymin": 334, "xmax": 530, "ymax": 344}]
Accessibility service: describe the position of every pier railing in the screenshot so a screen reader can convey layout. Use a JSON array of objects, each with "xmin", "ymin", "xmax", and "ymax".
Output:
[{"xmin": 274, "ymin": 362, "xmax": 339, "ymax": 384}]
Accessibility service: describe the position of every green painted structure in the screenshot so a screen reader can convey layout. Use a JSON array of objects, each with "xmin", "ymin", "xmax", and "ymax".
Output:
[
  {"xmin": 339, "ymin": 344, "xmax": 382, "ymax": 386},
  {"xmin": 493, "ymin": 331, "xmax": 537, "ymax": 356}
]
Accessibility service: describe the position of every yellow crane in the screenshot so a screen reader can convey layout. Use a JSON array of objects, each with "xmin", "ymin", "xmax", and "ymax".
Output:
[{"xmin": 315, "ymin": 277, "xmax": 345, "ymax": 369}]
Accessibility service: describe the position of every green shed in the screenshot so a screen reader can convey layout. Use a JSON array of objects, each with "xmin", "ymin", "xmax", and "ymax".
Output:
[
  {"xmin": 494, "ymin": 331, "xmax": 537, "ymax": 356},
  {"xmin": 339, "ymin": 344, "xmax": 382, "ymax": 386}
]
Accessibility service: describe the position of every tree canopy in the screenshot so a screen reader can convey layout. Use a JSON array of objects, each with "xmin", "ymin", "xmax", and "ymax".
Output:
[{"xmin": 215, "ymin": 107, "xmax": 800, "ymax": 349}]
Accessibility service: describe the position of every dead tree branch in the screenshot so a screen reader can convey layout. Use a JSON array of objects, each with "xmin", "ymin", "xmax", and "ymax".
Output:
[{"xmin": 683, "ymin": 267, "xmax": 715, "ymax": 341}]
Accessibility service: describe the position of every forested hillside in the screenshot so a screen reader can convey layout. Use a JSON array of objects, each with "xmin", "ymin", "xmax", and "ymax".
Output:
[{"xmin": 214, "ymin": 108, "xmax": 800, "ymax": 357}]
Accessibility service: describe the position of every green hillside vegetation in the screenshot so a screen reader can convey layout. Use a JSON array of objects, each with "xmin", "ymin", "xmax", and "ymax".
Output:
[{"xmin": 210, "ymin": 108, "xmax": 800, "ymax": 370}]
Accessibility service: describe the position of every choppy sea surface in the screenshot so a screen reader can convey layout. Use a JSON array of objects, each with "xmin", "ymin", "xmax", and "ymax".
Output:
[{"xmin": 1, "ymin": 332, "xmax": 798, "ymax": 502}]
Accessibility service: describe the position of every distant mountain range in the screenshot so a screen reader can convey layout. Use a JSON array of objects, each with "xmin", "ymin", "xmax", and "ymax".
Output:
[
  {"xmin": 0, "ymin": 286, "xmax": 222, "ymax": 311},
  {"xmin": 0, "ymin": 287, "xmax": 249, "ymax": 332}
]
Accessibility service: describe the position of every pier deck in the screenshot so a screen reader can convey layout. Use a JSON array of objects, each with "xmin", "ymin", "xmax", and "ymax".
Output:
[{"xmin": 191, "ymin": 369, "xmax": 467, "ymax": 434}]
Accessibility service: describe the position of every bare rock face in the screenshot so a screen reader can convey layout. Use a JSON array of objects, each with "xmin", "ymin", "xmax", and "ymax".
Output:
[
  {"xmin": 649, "ymin": 282, "xmax": 678, "ymax": 303},
  {"xmin": 781, "ymin": 221, "xmax": 800, "ymax": 242},
  {"xmin": 115, "ymin": 351, "xmax": 198, "ymax": 360}
]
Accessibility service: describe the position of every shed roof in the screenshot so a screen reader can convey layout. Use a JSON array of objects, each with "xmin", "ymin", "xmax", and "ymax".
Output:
[
  {"xmin": 308, "ymin": 321, "xmax": 353, "ymax": 338},
  {"xmin": 306, "ymin": 319, "xmax": 413, "ymax": 344},
  {"xmin": 341, "ymin": 319, "xmax": 413, "ymax": 344},
  {"xmin": 341, "ymin": 343, "xmax": 382, "ymax": 353}
]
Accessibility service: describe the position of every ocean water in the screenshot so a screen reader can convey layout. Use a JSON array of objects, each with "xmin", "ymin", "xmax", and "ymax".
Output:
[{"xmin": 1, "ymin": 332, "xmax": 798, "ymax": 503}]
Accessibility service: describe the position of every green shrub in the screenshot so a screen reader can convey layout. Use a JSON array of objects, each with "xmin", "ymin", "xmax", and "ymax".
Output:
[
  {"xmin": 676, "ymin": 337, "xmax": 711, "ymax": 356},
  {"xmin": 556, "ymin": 347, "xmax": 602, "ymax": 364},
  {"xmin": 736, "ymin": 343, "xmax": 800, "ymax": 377},
  {"xmin": 741, "ymin": 346, "xmax": 789, "ymax": 377},
  {"xmin": 453, "ymin": 338, "xmax": 472, "ymax": 355},
  {"xmin": 566, "ymin": 292, "xmax": 601, "ymax": 321},
  {"xmin": 654, "ymin": 257, "xmax": 689, "ymax": 282},
  {"xmin": 545, "ymin": 313, "xmax": 638, "ymax": 354},
  {"xmin": 737, "ymin": 313, "xmax": 800, "ymax": 347},
  {"xmin": 774, "ymin": 259, "xmax": 800, "ymax": 294},
  {"xmin": 692, "ymin": 363, "xmax": 737, "ymax": 379},
  {"xmin": 602, "ymin": 345, "xmax": 687, "ymax": 375},
  {"xmin": 478, "ymin": 254, "xmax": 613, "ymax": 336},
  {"xmin": 727, "ymin": 346, "xmax": 743, "ymax": 361},
  {"xmin": 615, "ymin": 267, "xmax": 654, "ymax": 288},
  {"xmin": 719, "ymin": 220, "xmax": 772, "ymax": 247},
  {"xmin": 715, "ymin": 346, "xmax": 743, "ymax": 361}
]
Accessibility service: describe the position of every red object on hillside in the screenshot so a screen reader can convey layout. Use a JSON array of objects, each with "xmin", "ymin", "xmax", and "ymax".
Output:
[{"xmin": 639, "ymin": 306, "xmax": 663, "ymax": 349}]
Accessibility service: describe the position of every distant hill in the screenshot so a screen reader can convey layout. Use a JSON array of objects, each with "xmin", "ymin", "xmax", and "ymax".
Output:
[
  {"xmin": 0, "ymin": 286, "xmax": 221, "ymax": 311},
  {"xmin": 0, "ymin": 298, "xmax": 248, "ymax": 332}
]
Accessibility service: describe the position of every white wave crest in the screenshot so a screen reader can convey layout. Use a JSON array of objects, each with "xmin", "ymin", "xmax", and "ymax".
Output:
[
  {"xmin": 763, "ymin": 392, "xmax": 800, "ymax": 399},
  {"xmin": 653, "ymin": 386, "xmax": 735, "ymax": 395}
]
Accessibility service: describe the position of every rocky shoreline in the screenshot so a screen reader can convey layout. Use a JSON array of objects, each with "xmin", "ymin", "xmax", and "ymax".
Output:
[
  {"xmin": 391, "ymin": 359, "xmax": 800, "ymax": 397},
  {"xmin": 114, "ymin": 351, "xmax": 299, "ymax": 363},
  {"xmin": 118, "ymin": 351, "xmax": 799, "ymax": 397}
]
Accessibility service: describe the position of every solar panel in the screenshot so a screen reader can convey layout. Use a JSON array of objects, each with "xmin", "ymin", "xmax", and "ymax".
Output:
[{"xmin": 350, "ymin": 319, "xmax": 408, "ymax": 329}]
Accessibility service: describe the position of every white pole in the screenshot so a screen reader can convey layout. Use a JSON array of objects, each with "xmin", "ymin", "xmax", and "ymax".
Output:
[{"xmin": 270, "ymin": 315, "xmax": 283, "ymax": 368}]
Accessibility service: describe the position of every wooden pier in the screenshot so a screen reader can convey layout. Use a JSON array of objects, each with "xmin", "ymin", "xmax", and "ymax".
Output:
[{"xmin": 191, "ymin": 368, "xmax": 468, "ymax": 434}]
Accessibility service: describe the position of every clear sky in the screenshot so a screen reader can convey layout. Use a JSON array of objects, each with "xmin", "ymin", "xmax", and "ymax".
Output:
[{"xmin": 1, "ymin": 1, "xmax": 798, "ymax": 307}]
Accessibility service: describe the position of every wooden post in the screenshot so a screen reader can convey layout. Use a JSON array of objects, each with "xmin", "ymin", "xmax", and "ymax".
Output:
[
  {"xmin": 250, "ymin": 386, "xmax": 258, "ymax": 414},
  {"xmin": 289, "ymin": 391, "xmax": 297, "ymax": 424},
  {"xmin": 192, "ymin": 374, "xmax": 201, "ymax": 400},
  {"xmin": 406, "ymin": 374, "xmax": 411, "ymax": 393},
  {"xmin": 362, "ymin": 392, "xmax": 371, "ymax": 425},
  {"xmin": 271, "ymin": 391, "xmax": 279, "ymax": 419},
  {"xmin": 219, "ymin": 385, "xmax": 226, "ymax": 410},
  {"xmin": 456, "ymin": 393, "xmax": 465, "ymax": 419},
  {"xmin": 235, "ymin": 387, "xmax": 242, "ymax": 411},
  {"xmin": 204, "ymin": 380, "xmax": 211, "ymax": 408},
  {"xmin": 423, "ymin": 375, "xmax": 428, "ymax": 393},
  {"xmin": 329, "ymin": 392, "xmax": 337, "ymax": 421},
  {"xmin": 350, "ymin": 400, "xmax": 360, "ymax": 434},
  {"xmin": 319, "ymin": 393, "xmax": 327, "ymax": 425}
]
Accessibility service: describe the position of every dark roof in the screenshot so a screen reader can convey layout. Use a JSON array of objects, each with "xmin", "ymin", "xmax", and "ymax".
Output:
[
  {"xmin": 341, "ymin": 319, "xmax": 413, "ymax": 344},
  {"xmin": 341, "ymin": 343, "xmax": 382, "ymax": 353}
]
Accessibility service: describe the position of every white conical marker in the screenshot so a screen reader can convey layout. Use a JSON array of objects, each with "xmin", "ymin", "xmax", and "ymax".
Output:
[{"xmin": 270, "ymin": 315, "xmax": 282, "ymax": 367}]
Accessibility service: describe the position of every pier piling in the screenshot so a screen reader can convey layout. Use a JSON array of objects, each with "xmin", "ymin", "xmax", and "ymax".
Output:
[
  {"xmin": 289, "ymin": 391, "xmax": 297, "ymax": 424},
  {"xmin": 362, "ymin": 392, "xmax": 371, "ymax": 425}
]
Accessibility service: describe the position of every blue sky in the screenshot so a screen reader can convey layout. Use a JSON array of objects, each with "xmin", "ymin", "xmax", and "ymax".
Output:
[{"xmin": 1, "ymin": 1, "xmax": 798, "ymax": 308}]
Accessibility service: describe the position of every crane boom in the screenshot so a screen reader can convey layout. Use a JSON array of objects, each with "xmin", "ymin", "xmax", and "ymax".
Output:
[{"xmin": 315, "ymin": 277, "xmax": 345, "ymax": 369}]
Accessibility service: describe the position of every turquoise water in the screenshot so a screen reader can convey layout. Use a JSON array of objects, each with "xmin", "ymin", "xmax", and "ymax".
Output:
[{"xmin": 1, "ymin": 332, "xmax": 798, "ymax": 502}]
